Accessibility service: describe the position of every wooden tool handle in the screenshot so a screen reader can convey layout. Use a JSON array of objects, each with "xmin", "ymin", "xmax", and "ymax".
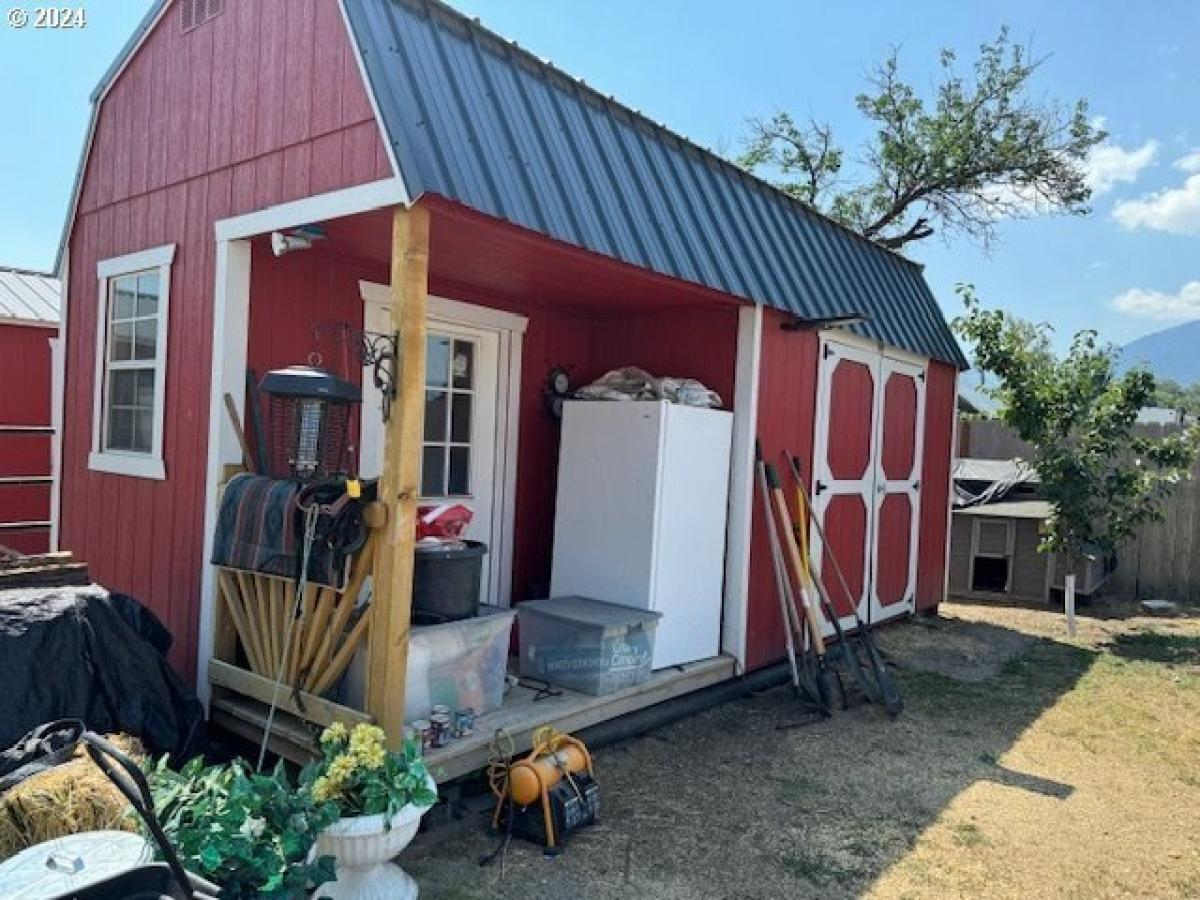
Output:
[{"xmin": 766, "ymin": 463, "xmax": 827, "ymax": 654}]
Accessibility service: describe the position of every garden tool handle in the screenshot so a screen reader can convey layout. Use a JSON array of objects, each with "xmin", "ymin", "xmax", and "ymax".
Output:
[
  {"xmin": 764, "ymin": 462, "xmax": 828, "ymax": 655},
  {"xmin": 81, "ymin": 732, "xmax": 200, "ymax": 900}
]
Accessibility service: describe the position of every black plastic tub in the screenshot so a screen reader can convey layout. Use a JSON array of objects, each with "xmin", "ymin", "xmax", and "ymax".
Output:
[{"xmin": 412, "ymin": 540, "xmax": 488, "ymax": 625}]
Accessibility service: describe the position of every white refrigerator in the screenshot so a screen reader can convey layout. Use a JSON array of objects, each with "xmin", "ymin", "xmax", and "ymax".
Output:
[{"xmin": 550, "ymin": 400, "xmax": 733, "ymax": 669}]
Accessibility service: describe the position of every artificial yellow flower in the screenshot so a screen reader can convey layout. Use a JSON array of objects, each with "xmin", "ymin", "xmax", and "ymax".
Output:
[
  {"xmin": 348, "ymin": 724, "xmax": 385, "ymax": 754},
  {"xmin": 311, "ymin": 776, "xmax": 337, "ymax": 803},
  {"xmin": 320, "ymin": 722, "xmax": 349, "ymax": 745},
  {"xmin": 326, "ymin": 753, "xmax": 358, "ymax": 786}
]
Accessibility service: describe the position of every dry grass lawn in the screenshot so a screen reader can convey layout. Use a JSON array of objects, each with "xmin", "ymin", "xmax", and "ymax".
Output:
[{"xmin": 405, "ymin": 597, "xmax": 1200, "ymax": 899}]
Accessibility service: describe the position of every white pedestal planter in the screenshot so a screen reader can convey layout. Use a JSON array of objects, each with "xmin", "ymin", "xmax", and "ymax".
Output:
[{"xmin": 312, "ymin": 778, "xmax": 436, "ymax": 900}]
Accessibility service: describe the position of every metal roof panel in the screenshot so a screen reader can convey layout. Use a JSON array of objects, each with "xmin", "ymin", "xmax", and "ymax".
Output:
[
  {"xmin": 341, "ymin": 0, "xmax": 970, "ymax": 366},
  {"xmin": 0, "ymin": 269, "xmax": 61, "ymax": 325}
]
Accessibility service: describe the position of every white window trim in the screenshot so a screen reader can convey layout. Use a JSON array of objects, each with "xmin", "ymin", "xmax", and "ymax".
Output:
[{"xmin": 89, "ymin": 244, "xmax": 176, "ymax": 480}]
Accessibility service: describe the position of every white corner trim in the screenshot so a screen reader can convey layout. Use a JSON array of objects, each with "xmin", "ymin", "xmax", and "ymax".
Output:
[
  {"xmin": 196, "ymin": 238, "xmax": 253, "ymax": 701},
  {"xmin": 359, "ymin": 281, "xmax": 529, "ymax": 335},
  {"xmin": 721, "ymin": 303, "xmax": 763, "ymax": 674},
  {"xmin": 87, "ymin": 450, "xmax": 166, "ymax": 480},
  {"xmin": 214, "ymin": 179, "xmax": 406, "ymax": 242},
  {"xmin": 97, "ymin": 243, "xmax": 175, "ymax": 278},
  {"xmin": 89, "ymin": 243, "xmax": 176, "ymax": 481},
  {"xmin": 336, "ymin": 0, "xmax": 410, "ymax": 202},
  {"xmin": 49, "ymin": 247, "xmax": 69, "ymax": 551}
]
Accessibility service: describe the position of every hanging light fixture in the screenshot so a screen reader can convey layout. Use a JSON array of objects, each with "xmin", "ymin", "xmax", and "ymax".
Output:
[{"xmin": 259, "ymin": 366, "xmax": 361, "ymax": 480}]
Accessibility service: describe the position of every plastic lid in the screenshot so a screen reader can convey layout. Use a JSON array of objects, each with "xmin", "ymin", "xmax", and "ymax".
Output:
[
  {"xmin": 519, "ymin": 595, "xmax": 662, "ymax": 628},
  {"xmin": 0, "ymin": 831, "xmax": 153, "ymax": 899}
]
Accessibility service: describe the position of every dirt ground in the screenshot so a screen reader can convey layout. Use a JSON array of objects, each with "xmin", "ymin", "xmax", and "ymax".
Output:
[{"xmin": 403, "ymin": 596, "xmax": 1200, "ymax": 899}]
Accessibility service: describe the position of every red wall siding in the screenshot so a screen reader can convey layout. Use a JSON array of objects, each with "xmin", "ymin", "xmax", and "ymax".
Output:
[
  {"xmin": 915, "ymin": 360, "xmax": 957, "ymax": 610},
  {"xmin": 0, "ymin": 323, "xmax": 55, "ymax": 553},
  {"xmin": 743, "ymin": 314, "xmax": 957, "ymax": 669},
  {"xmin": 745, "ymin": 309, "xmax": 820, "ymax": 671},
  {"xmin": 59, "ymin": 0, "xmax": 391, "ymax": 678},
  {"xmin": 590, "ymin": 307, "xmax": 739, "ymax": 407}
]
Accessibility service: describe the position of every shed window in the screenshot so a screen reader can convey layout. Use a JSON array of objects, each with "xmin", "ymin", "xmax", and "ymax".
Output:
[
  {"xmin": 421, "ymin": 333, "xmax": 475, "ymax": 498},
  {"xmin": 970, "ymin": 519, "xmax": 1015, "ymax": 593},
  {"xmin": 89, "ymin": 245, "xmax": 175, "ymax": 480}
]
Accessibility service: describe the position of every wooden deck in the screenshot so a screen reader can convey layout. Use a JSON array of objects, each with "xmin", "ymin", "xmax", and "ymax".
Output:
[
  {"xmin": 210, "ymin": 654, "xmax": 737, "ymax": 781},
  {"xmin": 425, "ymin": 654, "xmax": 736, "ymax": 782}
]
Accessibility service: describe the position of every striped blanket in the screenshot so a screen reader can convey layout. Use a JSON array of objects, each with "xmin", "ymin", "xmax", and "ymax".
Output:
[{"xmin": 210, "ymin": 474, "xmax": 340, "ymax": 586}]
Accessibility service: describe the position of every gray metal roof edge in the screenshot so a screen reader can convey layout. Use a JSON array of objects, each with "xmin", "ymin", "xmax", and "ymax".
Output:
[
  {"xmin": 371, "ymin": 0, "xmax": 933, "ymax": 279},
  {"xmin": 0, "ymin": 265, "xmax": 55, "ymax": 279}
]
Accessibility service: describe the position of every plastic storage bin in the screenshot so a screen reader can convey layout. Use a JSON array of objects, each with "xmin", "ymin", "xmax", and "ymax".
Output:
[
  {"xmin": 517, "ymin": 596, "xmax": 662, "ymax": 695},
  {"xmin": 338, "ymin": 605, "xmax": 515, "ymax": 722}
]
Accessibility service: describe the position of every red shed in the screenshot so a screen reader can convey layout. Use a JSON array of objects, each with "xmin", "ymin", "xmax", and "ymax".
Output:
[
  {"xmin": 54, "ymin": 0, "xmax": 964, "ymax": 744},
  {"xmin": 0, "ymin": 268, "xmax": 59, "ymax": 555}
]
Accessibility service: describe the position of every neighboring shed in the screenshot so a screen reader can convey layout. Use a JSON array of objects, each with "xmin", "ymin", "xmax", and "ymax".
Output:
[
  {"xmin": 53, "ymin": 0, "xmax": 966, "ymax": 758},
  {"xmin": 949, "ymin": 458, "xmax": 1109, "ymax": 602},
  {"xmin": 0, "ymin": 267, "xmax": 60, "ymax": 554}
]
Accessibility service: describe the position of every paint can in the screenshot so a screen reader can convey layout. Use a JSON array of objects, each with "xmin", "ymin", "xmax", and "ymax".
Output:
[
  {"xmin": 411, "ymin": 719, "xmax": 433, "ymax": 752},
  {"xmin": 430, "ymin": 711, "xmax": 453, "ymax": 747},
  {"xmin": 454, "ymin": 707, "xmax": 476, "ymax": 737}
]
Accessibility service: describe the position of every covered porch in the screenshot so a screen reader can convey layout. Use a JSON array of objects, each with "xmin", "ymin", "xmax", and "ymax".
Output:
[{"xmin": 200, "ymin": 183, "xmax": 757, "ymax": 773}]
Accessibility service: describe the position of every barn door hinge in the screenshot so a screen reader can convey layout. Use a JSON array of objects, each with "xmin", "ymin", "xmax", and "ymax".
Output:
[
  {"xmin": 814, "ymin": 480, "xmax": 828, "ymax": 496},
  {"xmin": 913, "ymin": 480, "xmax": 920, "ymax": 492},
  {"xmin": 823, "ymin": 343, "xmax": 834, "ymax": 360},
  {"xmin": 918, "ymin": 370, "xmax": 925, "ymax": 382}
]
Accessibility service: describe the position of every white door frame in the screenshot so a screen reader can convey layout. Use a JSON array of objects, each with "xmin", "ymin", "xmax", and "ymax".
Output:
[
  {"xmin": 360, "ymin": 281, "xmax": 526, "ymax": 610},
  {"xmin": 810, "ymin": 335, "xmax": 881, "ymax": 631}
]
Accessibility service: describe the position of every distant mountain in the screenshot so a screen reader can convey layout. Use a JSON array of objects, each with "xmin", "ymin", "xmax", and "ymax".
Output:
[{"xmin": 1120, "ymin": 320, "xmax": 1200, "ymax": 385}]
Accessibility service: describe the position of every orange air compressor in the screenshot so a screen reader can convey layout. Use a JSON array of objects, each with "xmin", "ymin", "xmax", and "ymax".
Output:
[{"xmin": 489, "ymin": 726, "xmax": 599, "ymax": 851}]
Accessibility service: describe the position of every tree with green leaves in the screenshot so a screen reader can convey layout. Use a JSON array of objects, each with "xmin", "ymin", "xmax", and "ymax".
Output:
[
  {"xmin": 953, "ymin": 286, "xmax": 1200, "ymax": 567},
  {"xmin": 738, "ymin": 29, "xmax": 1104, "ymax": 250}
]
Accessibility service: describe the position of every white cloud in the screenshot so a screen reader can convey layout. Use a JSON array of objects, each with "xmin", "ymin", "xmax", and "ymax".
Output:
[
  {"xmin": 1084, "ymin": 139, "xmax": 1158, "ymax": 195},
  {"xmin": 1174, "ymin": 150, "xmax": 1200, "ymax": 173},
  {"xmin": 1112, "ymin": 173, "xmax": 1200, "ymax": 235},
  {"xmin": 1110, "ymin": 281, "xmax": 1200, "ymax": 319}
]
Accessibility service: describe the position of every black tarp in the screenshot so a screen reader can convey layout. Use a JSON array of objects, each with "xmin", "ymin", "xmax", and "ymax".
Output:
[{"xmin": 0, "ymin": 587, "xmax": 204, "ymax": 758}]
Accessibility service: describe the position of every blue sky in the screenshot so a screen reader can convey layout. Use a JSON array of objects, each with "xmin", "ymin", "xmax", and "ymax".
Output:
[{"xmin": 1, "ymin": 0, "xmax": 1197, "ymax": 351}]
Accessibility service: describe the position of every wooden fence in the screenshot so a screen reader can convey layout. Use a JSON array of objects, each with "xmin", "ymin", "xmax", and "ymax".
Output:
[{"xmin": 960, "ymin": 418, "xmax": 1200, "ymax": 603}]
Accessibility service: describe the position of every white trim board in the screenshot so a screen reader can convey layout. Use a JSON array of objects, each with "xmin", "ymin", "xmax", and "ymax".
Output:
[
  {"xmin": 720, "ymin": 303, "xmax": 763, "ymax": 673},
  {"xmin": 214, "ymin": 179, "xmax": 406, "ymax": 242}
]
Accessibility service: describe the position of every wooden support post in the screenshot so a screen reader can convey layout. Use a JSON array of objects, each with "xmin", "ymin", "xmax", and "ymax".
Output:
[{"xmin": 366, "ymin": 205, "xmax": 429, "ymax": 748}]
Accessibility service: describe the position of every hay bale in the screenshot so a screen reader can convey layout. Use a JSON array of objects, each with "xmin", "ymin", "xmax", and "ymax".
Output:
[{"xmin": 0, "ymin": 735, "xmax": 143, "ymax": 861}]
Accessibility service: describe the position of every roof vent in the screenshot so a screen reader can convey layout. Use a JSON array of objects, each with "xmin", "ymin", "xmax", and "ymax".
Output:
[{"xmin": 181, "ymin": 0, "xmax": 223, "ymax": 33}]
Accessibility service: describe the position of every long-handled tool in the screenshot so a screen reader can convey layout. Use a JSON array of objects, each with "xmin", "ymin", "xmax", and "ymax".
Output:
[
  {"xmin": 755, "ymin": 444, "xmax": 827, "ymax": 718},
  {"xmin": 764, "ymin": 460, "xmax": 843, "ymax": 710},
  {"xmin": 786, "ymin": 453, "xmax": 903, "ymax": 716}
]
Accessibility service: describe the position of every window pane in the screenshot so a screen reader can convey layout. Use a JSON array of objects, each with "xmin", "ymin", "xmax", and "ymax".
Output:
[
  {"xmin": 133, "ymin": 409, "xmax": 153, "ymax": 453},
  {"xmin": 110, "ymin": 370, "xmax": 136, "ymax": 406},
  {"xmin": 424, "ymin": 390, "xmax": 447, "ymax": 441},
  {"xmin": 448, "ymin": 446, "xmax": 470, "ymax": 496},
  {"xmin": 113, "ymin": 277, "xmax": 136, "ymax": 320},
  {"xmin": 136, "ymin": 272, "xmax": 159, "ymax": 317},
  {"xmin": 135, "ymin": 369, "xmax": 156, "ymax": 408},
  {"xmin": 426, "ymin": 336, "xmax": 450, "ymax": 387},
  {"xmin": 450, "ymin": 392, "xmax": 471, "ymax": 442},
  {"xmin": 452, "ymin": 340, "xmax": 474, "ymax": 389},
  {"xmin": 421, "ymin": 446, "xmax": 445, "ymax": 497},
  {"xmin": 134, "ymin": 319, "xmax": 157, "ymax": 360},
  {"xmin": 107, "ymin": 407, "xmax": 134, "ymax": 451},
  {"xmin": 111, "ymin": 322, "xmax": 134, "ymax": 361}
]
